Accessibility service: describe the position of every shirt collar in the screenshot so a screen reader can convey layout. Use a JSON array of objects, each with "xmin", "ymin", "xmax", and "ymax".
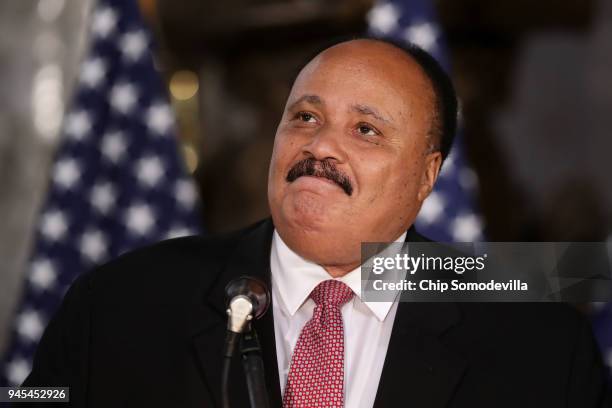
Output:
[{"xmin": 270, "ymin": 229, "xmax": 407, "ymax": 322}]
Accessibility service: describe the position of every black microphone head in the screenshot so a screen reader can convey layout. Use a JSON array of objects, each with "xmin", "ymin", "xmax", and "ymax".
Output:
[{"xmin": 225, "ymin": 276, "xmax": 270, "ymax": 320}]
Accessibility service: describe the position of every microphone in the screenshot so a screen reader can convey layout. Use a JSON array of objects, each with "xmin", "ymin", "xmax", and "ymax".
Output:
[
  {"xmin": 225, "ymin": 276, "xmax": 270, "ymax": 334},
  {"xmin": 222, "ymin": 277, "xmax": 271, "ymax": 408}
]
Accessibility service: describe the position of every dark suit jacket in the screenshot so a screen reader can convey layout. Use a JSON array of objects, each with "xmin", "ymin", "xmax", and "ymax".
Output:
[{"xmin": 23, "ymin": 218, "xmax": 611, "ymax": 407}]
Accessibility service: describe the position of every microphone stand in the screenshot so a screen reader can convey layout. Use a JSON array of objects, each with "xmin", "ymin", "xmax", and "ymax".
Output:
[
  {"xmin": 222, "ymin": 327, "xmax": 271, "ymax": 408},
  {"xmin": 222, "ymin": 277, "xmax": 271, "ymax": 408},
  {"xmin": 240, "ymin": 328, "xmax": 270, "ymax": 408}
]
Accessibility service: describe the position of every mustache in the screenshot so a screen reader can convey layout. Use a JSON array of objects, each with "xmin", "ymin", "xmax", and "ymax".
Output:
[{"xmin": 286, "ymin": 158, "xmax": 353, "ymax": 196}]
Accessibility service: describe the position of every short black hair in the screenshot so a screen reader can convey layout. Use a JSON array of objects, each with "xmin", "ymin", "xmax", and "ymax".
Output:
[{"xmin": 298, "ymin": 36, "xmax": 458, "ymax": 162}]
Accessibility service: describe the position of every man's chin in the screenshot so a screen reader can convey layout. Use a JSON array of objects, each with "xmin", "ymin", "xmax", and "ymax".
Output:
[
  {"xmin": 283, "ymin": 192, "xmax": 342, "ymax": 227},
  {"xmin": 277, "ymin": 224, "xmax": 359, "ymax": 270}
]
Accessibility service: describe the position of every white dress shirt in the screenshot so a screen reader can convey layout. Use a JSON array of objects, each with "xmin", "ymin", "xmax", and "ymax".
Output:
[{"xmin": 270, "ymin": 230, "xmax": 407, "ymax": 408}]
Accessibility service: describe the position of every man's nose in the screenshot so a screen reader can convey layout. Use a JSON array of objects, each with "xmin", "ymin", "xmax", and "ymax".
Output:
[{"xmin": 301, "ymin": 125, "xmax": 346, "ymax": 162}]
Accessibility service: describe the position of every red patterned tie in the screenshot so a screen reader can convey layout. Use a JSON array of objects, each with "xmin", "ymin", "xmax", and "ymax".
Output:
[{"xmin": 283, "ymin": 279, "xmax": 354, "ymax": 407}]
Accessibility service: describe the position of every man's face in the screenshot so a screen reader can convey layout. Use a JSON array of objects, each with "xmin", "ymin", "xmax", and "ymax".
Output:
[{"xmin": 268, "ymin": 40, "xmax": 442, "ymax": 274}]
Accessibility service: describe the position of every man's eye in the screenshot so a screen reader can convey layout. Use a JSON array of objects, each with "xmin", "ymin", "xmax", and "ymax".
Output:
[
  {"xmin": 357, "ymin": 124, "xmax": 379, "ymax": 137},
  {"xmin": 296, "ymin": 112, "xmax": 317, "ymax": 123}
]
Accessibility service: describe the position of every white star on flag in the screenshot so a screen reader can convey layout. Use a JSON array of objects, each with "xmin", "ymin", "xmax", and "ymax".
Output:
[
  {"xmin": 146, "ymin": 103, "xmax": 174, "ymax": 135},
  {"xmin": 451, "ymin": 213, "xmax": 482, "ymax": 241},
  {"xmin": 120, "ymin": 30, "xmax": 148, "ymax": 62},
  {"xmin": 419, "ymin": 191, "xmax": 445, "ymax": 225},
  {"xmin": 110, "ymin": 83, "xmax": 138, "ymax": 114},
  {"xmin": 16, "ymin": 310, "xmax": 45, "ymax": 343},
  {"xmin": 459, "ymin": 167, "xmax": 479, "ymax": 190},
  {"xmin": 125, "ymin": 203, "xmax": 156, "ymax": 236},
  {"xmin": 5, "ymin": 358, "xmax": 30, "ymax": 386},
  {"xmin": 64, "ymin": 110, "xmax": 92, "ymax": 141},
  {"xmin": 53, "ymin": 158, "xmax": 81, "ymax": 190},
  {"xmin": 91, "ymin": 6, "xmax": 118, "ymax": 38},
  {"xmin": 404, "ymin": 21, "xmax": 439, "ymax": 52},
  {"xmin": 367, "ymin": 3, "xmax": 400, "ymax": 35},
  {"xmin": 28, "ymin": 259, "xmax": 57, "ymax": 291},
  {"xmin": 175, "ymin": 179, "xmax": 198, "ymax": 209},
  {"xmin": 80, "ymin": 57, "xmax": 107, "ymax": 88},
  {"xmin": 135, "ymin": 156, "xmax": 165, "ymax": 188},
  {"xmin": 90, "ymin": 182, "xmax": 117, "ymax": 215},
  {"xmin": 100, "ymin": 131, "xmax": 128, "ymax": 164},
  {"xmin": 40, "ymin": 210, "xmax": 68, "ymax": 242},
  {"xmin": 79, "ymin": 229, "xmax": 108, "ymax": 263}
]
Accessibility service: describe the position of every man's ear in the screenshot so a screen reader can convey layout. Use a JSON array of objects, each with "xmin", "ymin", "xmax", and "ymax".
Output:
[{"xmin": 417, "ymin": 151, "xmax": 442, "ymax": 202}]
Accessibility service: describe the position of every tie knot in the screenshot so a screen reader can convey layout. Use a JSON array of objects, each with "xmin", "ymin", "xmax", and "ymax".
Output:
[{"xmin": 310, "ymin": 280, "xmax": 354, "ymax": 307}]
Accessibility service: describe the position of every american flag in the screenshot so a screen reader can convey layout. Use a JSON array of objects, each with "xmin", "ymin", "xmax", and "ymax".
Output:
[
  {"xmin": 367, "ymin": 0, "xmax": 485, "ymax": 243},
  {"xmin": 0, "ymin": 0, "xmax": 202, "ymax": 386}
]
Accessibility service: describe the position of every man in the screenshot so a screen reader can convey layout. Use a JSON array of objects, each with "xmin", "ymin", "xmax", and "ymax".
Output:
[{"xmin": 23, "ymin": 39, "xmax": 610, "ymax": 407}]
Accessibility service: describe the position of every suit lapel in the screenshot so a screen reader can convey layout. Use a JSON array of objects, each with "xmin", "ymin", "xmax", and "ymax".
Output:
[
  {"xmin": 190, "ymin": 219, "xmax": 282, "ymax": 407},
  {"xmin": 373, "ymin": 227, "xmax": 468, "ymax": 408},
  {"xmin": 373, "ymin": 302, "xmax": 467, "ymax": 407}
]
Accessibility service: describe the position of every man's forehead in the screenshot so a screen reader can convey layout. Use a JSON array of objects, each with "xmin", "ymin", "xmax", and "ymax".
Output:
[
  {"xmin": 301, "ymin": 39, "xmax": 424, "ymax": 80},
  {"xmin": 317, "ymin": 39, "xmax": 414, "ymax": 62},
  {"xmin": 285, "ymin": 40, "xmax": 434, "ymax": 120},
  {"xmin": 290, "ymin": 39, "xmax": 432, "ymax": 100}
]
